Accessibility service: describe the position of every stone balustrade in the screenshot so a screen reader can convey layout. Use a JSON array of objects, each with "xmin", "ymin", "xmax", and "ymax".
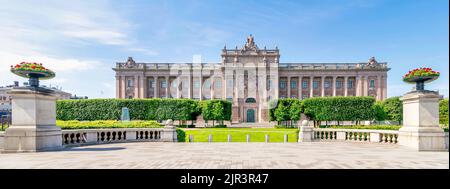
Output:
[
  {"xmin": 0, "ymin": 131, "xmax": 4, "ymax": 149},
  {"xmin": 312, "ymin": 128, "xmax": 399, "ymax": 144},
  {"xmin": 61, "ymin": 128, "xmax": 165, "ymax": 146}
]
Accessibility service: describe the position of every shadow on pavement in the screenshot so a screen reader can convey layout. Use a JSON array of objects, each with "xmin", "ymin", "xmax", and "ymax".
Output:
[{"xmin": 65, "ymin": 147, "xmax": 126, "ymax": 152}]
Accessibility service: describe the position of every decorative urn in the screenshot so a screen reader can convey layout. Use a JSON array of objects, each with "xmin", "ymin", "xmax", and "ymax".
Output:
[
  {"xmin": 403, "ymin": 67, "xmax": 439, "ymax": 91},
  {"xmin": 10, "ymin": 62, "xmax": 55, "ymax": 88}
]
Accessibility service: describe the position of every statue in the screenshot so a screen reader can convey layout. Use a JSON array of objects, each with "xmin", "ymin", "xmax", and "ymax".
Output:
[
  {"xmin": 243, "ymin": 34, "xmax": 258, "ymax": 51},
  {"xmin": 125, "ymin": 57, "xmax": 136, "ymax": 68},
  {"xmin": 368, "ymin": 57, "xmax": 378, "ymax": 65}
]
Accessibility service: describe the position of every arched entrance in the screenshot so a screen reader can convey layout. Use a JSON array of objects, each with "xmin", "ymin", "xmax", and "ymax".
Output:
[{"xmin": 246, "ymin": 109, "xmax": 255, "ymax": 123}]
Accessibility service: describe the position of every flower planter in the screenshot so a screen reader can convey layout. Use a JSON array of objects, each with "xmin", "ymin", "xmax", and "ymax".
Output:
[
  {"xmin": 403, "ymin": 68, "xmax": 439, "ymax": 91},
  {"xmin": 10, "ymin": 62, "xmax": 55, "ymax": 88}
]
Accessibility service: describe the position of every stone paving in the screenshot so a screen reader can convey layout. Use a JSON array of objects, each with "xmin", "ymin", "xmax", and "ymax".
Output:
[{"xmin": 0, "ymin": 142, "xmax": 448, "ymax": 169}]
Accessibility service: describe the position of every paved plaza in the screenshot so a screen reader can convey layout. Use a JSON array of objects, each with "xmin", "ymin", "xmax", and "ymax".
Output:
[{"xmin": 0, "ymin": 142, "xmax": 448, "ymax": 169}]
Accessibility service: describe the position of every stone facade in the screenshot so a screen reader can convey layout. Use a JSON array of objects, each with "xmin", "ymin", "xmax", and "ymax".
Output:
[{"xmin": 113, "ymin": 35, "xmax": 390, "ymax": 123}]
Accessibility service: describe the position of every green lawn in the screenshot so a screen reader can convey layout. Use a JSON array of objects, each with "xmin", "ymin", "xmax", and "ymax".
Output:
[{"xmin": 180, "ymin": 128, "xmax": 299, "ymax": 142}]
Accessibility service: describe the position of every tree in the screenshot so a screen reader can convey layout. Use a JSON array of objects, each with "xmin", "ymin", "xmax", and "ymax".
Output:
[
  {"xmin": 373, "ymin": 101, "xmax": 387, "ymax": 122},
  {"xmin": 289, "ymin": 100, "xmax": 303, "ymax": 126},
  {"xmin": 382, "ymin": 96, "xmax": 403, "ymax": 124},
  {"xmin": 274, "ymin": 101, "xmax": 290, "ymax": 125},
  {"xmin": 439, "ymin": 98, "xmax": 449, "ymax": 126}
]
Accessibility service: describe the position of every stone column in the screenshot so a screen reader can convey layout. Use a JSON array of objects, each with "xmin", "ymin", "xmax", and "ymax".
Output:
[
  {"xmin": 116, "ymin": 76, "xmax": 120, "ymax": 98},
  {"xmin": 298, "ymin": 77, "xmax": 302, "ymax": 99},
  {"xmin": 332, "ymin": 76, "xmax": 337, "ymax": 96},
  {"xmin": 355, "ymin": 76, "xmax": 360, "ymax": 96},
  {"xmin": 140, "ymin": 75, "xmax": 145, "ymax": 98},
  {"xmin": 344, "ymin": 76, "xmax": 348, "ymax": 96},
  {"xmin": 383, "ymin": 75, "xmax": 387, "ymax": 100},
  {"xmin": 165, "ymin": 76, "xmax": 169, "ymax": 98},
  {"xmin": 188, "ymin": 74, "xmax": 193, "ymax": 99},
  {"xmin": 287, "ymin": 76, "xmax": 291, "ymax": 98},
  {"xmin": 199, "ymin": 75, "xmax": 203, "ymax": 100},
  {"xmin": 121, "ymin": 76, "xmax": 126, "ymax": 99},
  {"xmin": 153, "ymin": 76, "xmax": 158, "ymax": 98},
  {"xmin": 321, "ymin": 76, "xmax": 325, "ymax": 97},
  {"xmin": 377, "ymin": 75, "xmax": 382, "ymax": 101},
  {"xmin": 310, "ymin": 76, "xmax": 314, "ymax": 98},
  {"xmin": 363, "ymin": 75, "xmax": 368, "ymax": 96},
  {"xmin": 211, "ymin": 77, "xmax": 215, "ymax": 99},
  {"xmin": 3, "ymin": 88, "xmax": 62, "ymax": 152},
  {"xmin": 176, "ymin": 77, "xmax": 181, "ymax": 99},
  {"xmin": 222, "ymin": 75, "xmax": 226, "ymax": 100},
  {"xmin": 134, "ymin": 75, "xmax": 139, "ymax": 98},
  {"xmin": 398, "ymin": 91, "xmax": 446, "ymax": 151}
]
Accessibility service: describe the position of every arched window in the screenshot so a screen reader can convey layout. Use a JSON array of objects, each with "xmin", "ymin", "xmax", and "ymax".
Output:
[{"xmin": 245, "ymin": 98, "xmax": 256, "ymax": 103}]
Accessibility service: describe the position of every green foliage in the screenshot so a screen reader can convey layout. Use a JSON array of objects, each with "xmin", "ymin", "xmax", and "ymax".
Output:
[
  {"xmin": 289, "ymin": 100, "xmax": 304, "ymax": 121},
  {"xmin": 319, "ymin": 125, "xmax": 401, "ymax": 130},
  {"xmin": 180, "ymin": 128, "xmax": 299, "ymax": 142},
  {"xmin": 303, "ymin": 96, "xmax": 376, "ymax": 122},
  {"xmin": 56, "ymin": 120, "xmax": 162, "ymax": 130},
  {"xmin": 269, "ymin": 98, "xmax": 303, "ymax": 124},
  {"xmin": 200, "ymin": 100, "xmax": 232, "ymax": 121},
  {"xmin": 373, "ymin": 101, "xmax": 388, "ymax": 121},
  {"xmin": 274, "ymin": 125, "xmax": 297, "ymax": 129},
  {"xmin": 274, "ymin": 100, "xmax": 290, "ymax": 123},
  {"xmin": 439, "ymin": 98, "xmax": 449, "ymax": 126},
  {"xmin": 56, "ymin": 99, "xmax": 201, "ymax": 121},
  {"xmin": 382, "ymin": 97, "xmax": 403, "ymax": 123},
  {"xmin": 176, "ymin": 128, "xmax": 186, "ymax": 142}
]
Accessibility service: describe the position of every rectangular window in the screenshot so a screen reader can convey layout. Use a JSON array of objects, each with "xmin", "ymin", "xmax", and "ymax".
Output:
[
  {"xmin": 267, "ymin": 80, "xmax": 272, "ymax": 90},
  {"xmin": 324, "ymin": 81, "xmax": 330, "ymax": 88},
  {"xmin": 370, "ymin": 80, "xmax": 375, "ymax": 89},
  {"xmin": 127, "ymin": 79, "xmax": 133, "ymax": 87},
  {"xmin": 348, "ymin": 80, "xmax": 353, "ymax": 89},
  {"xmin": 336, "ymin": 81, "xmax": 342, "ymax": 89},
  {"xmin": 194, "ymin": 81, "xmax": 200, "ymax": 88},
  {"xmin": 280, "ymin": 80, "xmax": 286, "ymax": 89},
  {"xmin": 215, "ymin": 80, "xmax": 222, "ymax": 88},
  {"xmin": 313, "ymin": 80, "xmax": 319, "ymax": 89},
  {"xmin": 149, "ymin": 80, "xmax": 154, "ymax": 89},
  {"xmin": 291, "ymin": 80, "xmax": 297, "ymax": 89},
  {"xmin": 302, "ymin": 80, "xmax": 308, "ymax": 89},
  {"xmin": 161, "ymin": 80, "xmax": 167, "ymax": 88}
]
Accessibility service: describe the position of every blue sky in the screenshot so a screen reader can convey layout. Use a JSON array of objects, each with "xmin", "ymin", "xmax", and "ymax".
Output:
[{"xmin": 0, "ymin": 0, "xmax": 448, "ymax": 98}]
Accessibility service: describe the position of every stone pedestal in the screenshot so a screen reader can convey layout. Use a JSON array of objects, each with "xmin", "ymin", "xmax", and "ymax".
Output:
[
  {"xmin": 298, "ymin": 120, "xmax": 314, "ymax": 142},
  {"xmin": 2, "ymin": 88, "xmax": 62, "ymax": 153},
  {"xmin": 398, "ymin": 91, "xmax": 446, "ymax": 151},
  {"xmin": 161, "ymin": 119, "xmax": 177, "ymax": 142}
]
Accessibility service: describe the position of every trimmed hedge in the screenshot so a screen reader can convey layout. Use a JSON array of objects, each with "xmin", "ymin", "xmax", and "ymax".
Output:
[
  {"xmin": 303, "ymin": 96, "xmax": 376, "ymax": 123},
  {"xmin": 382, "ymin": 96, "xmax": 403, "ymax": 124},
  {"xmin": 56, "ymin": 120, "xmax": 162, "ymax": 130},
  {"xmin": 57, "ymin": 99, "xmax": 233, "ymax": 124},
  {"xmin": 57, "ymin": 99, "xmax": 201, "ymax": 121}
]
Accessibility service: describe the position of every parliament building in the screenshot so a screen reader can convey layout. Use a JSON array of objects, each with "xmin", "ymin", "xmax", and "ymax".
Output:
[{"xmin": 113, "ymin": 35, "xmax": 390, "ymax": 124}]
